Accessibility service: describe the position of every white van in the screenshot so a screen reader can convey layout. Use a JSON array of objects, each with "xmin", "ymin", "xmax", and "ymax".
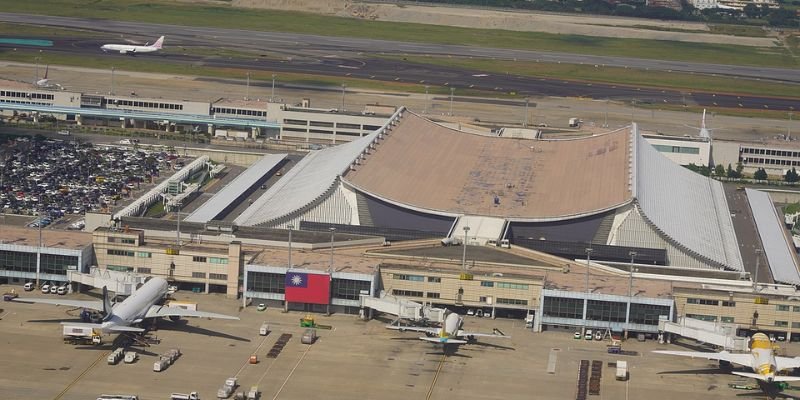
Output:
[
  {"xmin": 259, "ymin": 322, "xmax": 270, "ymax": 336},
  {"xmin": 57, "ymin": 285, "xmax": 68, "ymax": 295},
  {"xmin": 41, "ymin": 282, "xmax": 51, "ymax": 294},
  {"xmin": 50, "ymin": 284, "xmax": 59, "ymax": 294},
  {"xmin": 23, "ymin": 282, "xmax": 34, "ymax": 291}
]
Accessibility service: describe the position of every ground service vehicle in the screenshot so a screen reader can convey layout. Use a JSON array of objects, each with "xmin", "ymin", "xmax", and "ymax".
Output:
[
  {"xmin": 246, "ymin": 386, "xmax": 259, "ymax": 400},
  {"xmin": 259, "ymin": 322, "xmax": 269, "ymax": 336},
  {"xmin": 170, "ymin": 392, "xmax": 199, "ymax": 400},
  {"xmin": 301, "ymin": 328, "xmax": 317, "ymax": 344},
  {"xmin": 616, "ymin": 360, "xmax": 628, "ymax": 381},
  {"xmin": 96, "ymin": 395, "xmax": 139, "ymax": 400}
]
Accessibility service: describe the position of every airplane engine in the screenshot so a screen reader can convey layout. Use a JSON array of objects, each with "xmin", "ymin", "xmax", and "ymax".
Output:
[
  {"xmin": 425, "ymin": 332, "xmax": 436, "ymax": 337},
  {"xmin": 169, "ymin": 316, "xmax": 181, "ymax": 322}
]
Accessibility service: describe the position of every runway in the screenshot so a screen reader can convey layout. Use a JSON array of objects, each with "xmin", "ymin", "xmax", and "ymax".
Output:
[{"xmin": 0, "ymin": 12, "xmax": 798, "ymax": 111}]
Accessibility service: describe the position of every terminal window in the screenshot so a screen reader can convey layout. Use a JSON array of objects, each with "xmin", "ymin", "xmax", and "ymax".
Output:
[
  {"xmin": 542, "ymin": 297, "xmax": 583, "ymax": 319},
  {"xmin": 393, "ymin": 274, "xmax": 424, "ymax": 282},
  {"xmin": 246, "ymin": 271, "xmax": 285, "ymax": 294},
  {"xmin": 209, "ymin": 273, "xmax": 227, "ymax": 281},
  {"xmin": 392, "ymin": 289, "xmax": 423, "ymax": 297}
]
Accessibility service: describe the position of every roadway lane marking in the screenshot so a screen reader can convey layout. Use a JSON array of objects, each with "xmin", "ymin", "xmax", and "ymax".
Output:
[
  {"xmin": 426, "ymin": 353, "xmax": 447, "ymax": 400},
  {"xmin": 234, "ymin": 333, "xmax": 272, "ymax": 378},
  {"xmin": 53, "ymin": 348, "xmax": 109, "ymax": 400},
  {"xmin": 271, "ymin": 343, "xmax": 312, "ymax": 400}
]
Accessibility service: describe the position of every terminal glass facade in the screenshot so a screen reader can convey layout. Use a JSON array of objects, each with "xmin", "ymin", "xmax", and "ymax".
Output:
[
  {"xmin": 542, "ymin": 297, "xmax": 583, "ymax": 319},
  {"xmin": 586, "ymin": 300, "xmax": 627, "ymax": 323},
  {"xmin": 629, "ymin": 303, "xmax": 671, "ymax": 326},
  {"xmin": 331, "ymin": 278, "xmax": 370, "ymax": 301},
  {"xmin": 40, "ymin": 254, "xmax": 80, "ymax": 275},
  {"xmin": 247, "ymin": 272, "xmax": 285, "ymax": 294},
  {"xmin": 0, "ymin": 250, "xmax": 36, "ymax": 273}
]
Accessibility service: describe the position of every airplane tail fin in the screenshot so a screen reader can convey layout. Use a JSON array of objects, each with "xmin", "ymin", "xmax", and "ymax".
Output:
[
  {"xmin": 43, "ymin": 65, "xmax": 48, "ymax": 79},
  {"xmin": 102, "ymin": 286, "xmax": 113, "ymax": 318},
  {"xmin": 152, "ymin": 36, "xmax": 164, "ymax": 49},
  {"xmin": 701, "ymin": 109, "xmax": 707, "ymax": 130}
]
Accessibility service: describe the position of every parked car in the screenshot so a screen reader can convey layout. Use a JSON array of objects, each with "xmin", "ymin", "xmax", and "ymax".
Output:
[
  {"xmin": 49, "ymin": 284, "xmax": 59, "ymax": 294},
  {"xmin": 574, "ymin": 331, "xmax": 582, "ymax": 340},
  {"xmin": 257, "ymin": 303, "xmax": 267, "ymax": 312},
  {"xmin": 466, "ymin": 309, "xmax": 475, "ymax": 316},
  {"xmin": 594, "ymin": 331, "xmax": 603, "ymax": 341},
  {"xmin": 23, "ymin": 282, "xmax": 34, "ymax": 291},
  {"xmin": 585, "ymin": 329, "xmax": 593, "ymax": 340},
  {"xmin": 57, "ymin": 285, "xmax": 68, "ymax": 295},
  {"xmin": 57, "ymin": 130, "xmax": 70, "ymax": 136},
  {"xmin": 41, "ymin": 282, "xmax": 51, "ymax": 294}
]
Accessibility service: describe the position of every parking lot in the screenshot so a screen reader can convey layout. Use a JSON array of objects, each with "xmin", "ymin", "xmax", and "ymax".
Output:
[
  {"xmin": 1, "ymin": 285, "xmax": 799, "ymax": 400},
  {"xmin": 0, "ymin": 134, "xmax": 189, "ymax": 225}
]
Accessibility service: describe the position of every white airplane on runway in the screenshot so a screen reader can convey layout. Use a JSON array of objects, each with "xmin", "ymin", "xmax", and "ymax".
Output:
[
  {"xmin": 12, "ymin": 276, "xmax": 238, "ymax": 333},
  {"xmin": 101, "ymin": 35, "xmax": 164, "ymax": 55},
  {"xmin": 653, "ymin": 332, "xmax": 800, "ymax": 383},
  {"xmin": 387, "ymin": 311, "xmax": 509, "ymax": 344}
]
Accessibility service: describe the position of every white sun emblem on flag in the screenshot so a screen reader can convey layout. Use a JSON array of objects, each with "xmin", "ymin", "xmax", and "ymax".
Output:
[{"xmin": 291, "ymin": 275, "xmax": 303, "ymax": 286}]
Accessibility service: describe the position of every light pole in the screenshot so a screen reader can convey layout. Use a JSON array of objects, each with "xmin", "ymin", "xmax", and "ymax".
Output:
[
  {"xmin": 523, "ymin": 97, "xmax": 530, "ymax": 127},
  {"xmin": 245, "ymin": 72, "xmax": 250, "ymax": 101},
  {"xmin": 583, "ymin": 247, "xmax": 593, "ymax": 335},
  {"xmin": 36, "ymin": 207, "xmax": 42, "ymax": 287},
  {"xmin": 34, "ymin": 56, "xmax": 41, "ymax": 83},
  {"xmin": 287, "ymin": 223, "xmax": 294, "ymax": 269},
  {"xmin": 271, "ymin": 74, "xmax": 276, "ymax": 102},
  {"xmin": 424, "ymin": 85, "xmax": 430, "ymax": 114},
  {"xmin": 585, "ymin": 248, "xmax": 593, "ymax": 294},
  {"xmin": 341, "ymin": 83, "xmax": 346, "ymax": 111},
  {"xmin": 603, "ymin": 99, "xmax": 609, "ymax": 128},
  {"xmin": 462, "ymin": 226, "xmax": 470, "ymax": 271},
  {"xmin": 175, "ymin": 201, "xmax": 182, "ymax": 247},
  {"xmin": 449, "ymin": 87, "xmax": 455, "ymax": 117},
  {"xmin": 327, "ymin": 227, "xmax": 336, "ymax": 316},
  {"xmin": 329, "ymin": 227, "xmax": 336, "ymax": 273},
  {"xmin": 628, "ymin": 251, "xmax": 637, "ymax": 298},
  {"xmin": 754, "ymin": 249, "xmax": 762, "ymax": 292}
]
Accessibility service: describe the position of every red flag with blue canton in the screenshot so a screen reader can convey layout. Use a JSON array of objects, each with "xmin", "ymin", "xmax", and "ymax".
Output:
[{"xmin": 284, "ymin": 272, "xmax": 330, "ymax": 305}]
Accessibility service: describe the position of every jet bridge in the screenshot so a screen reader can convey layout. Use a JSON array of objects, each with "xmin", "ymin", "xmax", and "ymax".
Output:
[
  {"xmin": 360, "ymin": 292, "xmax": 445, "ymax": 323},
  {"xmin": 659, "ymin": 316, "xmax": 748, "ymax": 351}
]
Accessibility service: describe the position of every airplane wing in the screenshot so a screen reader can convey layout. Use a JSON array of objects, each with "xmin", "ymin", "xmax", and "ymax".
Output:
[
  {"xmin": 652, "ymin": 350, "xmax": 752, "ymax": 367},
  {"xmin": 458, "ymin": 330, "xmax": 511, "ymax": 339},
  {"xmin": 386, "ymin": 325, "xmax": 439, "ymax": 336},
  {"xmin": 776, "ymin": 356, "xmax": 800, "ymax": 372},
  {"xmin": 11, "ymin": 297, "xmax": 104, "ymax": 312},
  {"xmin": 144, "ymin": 305, "xmax": 239, "ymax": 320}
]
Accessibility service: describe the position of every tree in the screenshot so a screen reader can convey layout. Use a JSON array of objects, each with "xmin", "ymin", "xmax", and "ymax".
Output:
[
  {"xmin": 743, "ymin": 3, "xmax": 760, "ymax": 17},
  {"xmin": 714, "ymin": 164, "xmax": 726, "ymax": 177},
  {"xmin": 754, "ymin": 168, "xmax": 768, "ymax": 181},
  {"xmin": 736, "ymin": 162, "xmax": 745, "ymax": 179},
  {"xmin": 726, "ymin": 163, "xmax": 736, "ymax": 178},
  {"xmin": 785, "ymin": 167, "xmax": 800, "ymax": 183}
]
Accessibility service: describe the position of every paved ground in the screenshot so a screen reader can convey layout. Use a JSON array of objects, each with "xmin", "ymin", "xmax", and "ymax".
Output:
[{"xmin": 1, "ymin": 284, "xmax": 799, "ymax": 400}]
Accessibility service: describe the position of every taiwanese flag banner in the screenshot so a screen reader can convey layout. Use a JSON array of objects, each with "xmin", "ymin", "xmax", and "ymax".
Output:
[{"xmin": 284, "ymin": 272, "xmax": 331, "ymax": 305}]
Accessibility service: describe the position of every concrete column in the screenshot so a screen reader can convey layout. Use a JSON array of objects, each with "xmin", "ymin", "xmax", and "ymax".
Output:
[
  {"xmin": 207, "ymin": 124, "xmax": 214, "ymax": 135},
  {"xmin": 227, "ymin": 241, "xmax": 241, "ymax": 299},
  {"xmin": 76, "ymin": 115, "xmax": 82, "ymax": 126},
  {"xmin": 120, "ymin": 118, "xmax": 126, "ymax": 129},
  {"xmin": 165, "ymin": 121, "xmax": 171, "ymax": 132}
]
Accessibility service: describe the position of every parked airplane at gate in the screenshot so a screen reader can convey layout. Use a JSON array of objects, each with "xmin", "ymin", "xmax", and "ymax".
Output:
[
  {"xmin": 101, "ymin": 36, "xmax": 164, "ymax": 55},
  {"xmin": 12, "ymin": 276, "xmax": 238, "ymax": 333},
  {"xmin": 653, "ymin": 333, "xmax": 800, "ymax": 383},
  {"xmin": 387, "ymin": 311, "xmax": 509, "ymax": 344}
]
